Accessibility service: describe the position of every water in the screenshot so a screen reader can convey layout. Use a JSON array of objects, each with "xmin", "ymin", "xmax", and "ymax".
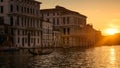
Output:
[{"xmin": 1, "ymin": 46, "xmax": 120, "ymax": 68}]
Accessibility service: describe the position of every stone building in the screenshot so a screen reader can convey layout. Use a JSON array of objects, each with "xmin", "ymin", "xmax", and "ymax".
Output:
[
  {"xmin": 72, "ymin": 24, "xmax": 102, "ymax": 47},
  {"xmin": 0, "ymin": 0, "xmax": 42, "ymax": 48},
  {"xmin": 41, "ymin": 6, "xmax": 87, "ymax": 47},
  {"xmin": 53, "ymin": 30, "xmax": 61, "ymax": 47}
]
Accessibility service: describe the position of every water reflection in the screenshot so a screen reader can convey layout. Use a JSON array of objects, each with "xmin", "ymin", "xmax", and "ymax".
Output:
[
  {"xmin": 1, "ymin": 46, "xmax": 120, "ymax": 68},
  {"xmin": 110, "ymin": 48, "xmax": 116, "ymax": 64}
]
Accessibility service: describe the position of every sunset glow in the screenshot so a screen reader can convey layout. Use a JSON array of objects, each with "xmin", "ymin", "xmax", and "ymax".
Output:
[
  {"xmin": 105, "ymin": 28, "xmax": 119, "ymax": 35},
  {"xmin": 38, "ymin": 0, "xmax": 120, "ymax": 35}
]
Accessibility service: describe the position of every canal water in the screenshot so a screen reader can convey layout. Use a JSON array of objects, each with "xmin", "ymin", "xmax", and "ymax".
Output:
[{"xmin": 0, "ymin": 45, "xmax": 120, "ymax": 68}]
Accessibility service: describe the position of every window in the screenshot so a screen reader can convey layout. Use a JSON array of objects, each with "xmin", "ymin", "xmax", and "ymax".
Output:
[
  {"xmin": 24, "ymin": 7, "xmax": 26, "ymax": 13},
  {"xmin": 18, "ymin": 30, "xmax": 20, "ymax": 35},
  {"xmin": 36, "ymin": 10, "xmax": 38, "ymax": 15},
  {"xmin": 10, "ymin": 16, "xmax": 13, "ymax": 26},
  {"xmin": 31, "ymin": 38, "xmax": 33, "ymax": 43},
  {"xmin": 22, "ymin": 38, "xmax": 24, "ymax": 46},
  {"xmin": 16, "ymin": 5, "xmax": 19, "ymax": 12},
  {"xmin": 22, "ymin": 30, "xmax": 24, "ymax": 35},
  {"xmin": 25, "ymin": 30, "xmax": 27, "ymax": 35},
  {"xmin": 33, "ymin": 9, "xmax": 34, "ymax": 14},
  {"xmin": 57, "ymin": 18, "xmax": 59, "ymax": 25},
  {"xmin": 67, "ymin": 17, "xmax": 70, "ymax": 24},
  {"xmin": 10, "ymin": 5, "xmax": 13, "ymax": 12},
  {"xmin": 0, "ymin": 6, "xmax": 3, "ymax": 13},
  {"xmin": 27, "ymin": 18, "xmax": 29, "ymax": 26},
  {"xmin": 53, "ymin": 18, "xmax": 55, "ymax": 25},
  {"xmin": 38, "ymin": 38, "xmax": 39, "ymax": 43},
  {"xmin": 0, "ymin": 17, "xmax": 4, "ymax": 24},
  {"xmin": 11, "ymin": 28, "xmax": 14, "ymax": 35},
  {"xmin": 67, "ymin": 28, "xmax": 70, "ymax": 35},
  {"xmin": 21, "ymin": 7, "xmax": 23, "ymax": 12},
  {"xmin": 34, "ymin": 38, "xmax": 36, "ymax": 45},
  {"xmin": 30, "ymin": 18, "xmax": 32, "ymax": 27},
  {"xmin": 24, "ymin": 7, "xmax": 27, "ymax": 13},
  {"xmin": 16, "ymin": 16, "xmax": 19, "ymax": 26},
  {"xmin": 25, "ymin": 38, "xmax": 27, "ymax": 43},
  {"xmin": 18, "ymin": 37, "xmax": 20, "ymax": 43},
  {"xmin": 37, "ymin": 20, "xmax": 39, "ymax": 27},
  {"xmin": 27, "ymin": 8, "xmax": 29, "ymax": 13},
  {"xmin": 33, "ymin": 19, "xmax": 35, "ymax": 27},
  {"xmin": 0, "ymin": 0, "xmax": 3, "ymax": 2},
  {"xmin": 30, "ymin": 8, "xmax": 32, "ymax": 14},
  {"xmin": 24, "ymin": 18, "xmax": 26, "ymax": 26},
  {"xmin": 63, "ymin": 28, "xmax": 66, "ymax": 35},
  {"xmin": 40, "ymin": 31, "xmax": 42, "ymax": 36},
  {"xmin": 63, "ymin": 17, "xmax": 65, "ymax": 24},
  {"xmin": 21, "ymin": 17, "xmax": 23, "ymax": 26}
]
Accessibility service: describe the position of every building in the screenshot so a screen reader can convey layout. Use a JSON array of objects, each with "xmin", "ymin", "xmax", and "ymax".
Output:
[
  {"xmin": 42, "ymin": 20, "xmax": 53, "ymax": 48},
  {"xmin": 41, "ymin": 6, "xmax": 87, "ymax": 47},
  {"xmin": 72, "ymin": 24, "xmax": 102, "ymax": 47},
  {"xmin": 0, "ymin": 17, "xmax": 4, "ymax": 35},
  {"xmin": 53, "ymin": 30, "xmax": 61, "ymax": 47},
  {"xmin": 0, "ymin": 0, "xmax": 42, "ymax": 48}
]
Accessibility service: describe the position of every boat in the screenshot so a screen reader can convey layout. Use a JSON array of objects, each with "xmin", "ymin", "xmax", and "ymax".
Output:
[
  {"xmin": 27, "ymin": 30, "xmax": 54, "ymax": 55},
  {"xmin": 28, "ymin": 48, "xmax": 54, "ymax": 55}
]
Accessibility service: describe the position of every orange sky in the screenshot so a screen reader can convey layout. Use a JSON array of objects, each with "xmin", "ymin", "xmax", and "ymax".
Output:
[{"xmin": 37, "ymin": 0, "xmax": 120, "ymax": 35}]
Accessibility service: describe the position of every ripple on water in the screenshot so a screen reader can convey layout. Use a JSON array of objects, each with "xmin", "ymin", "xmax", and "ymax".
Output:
[{"xmin": 1, "ymin": 46, "xmax": 120, "ymax": 68}]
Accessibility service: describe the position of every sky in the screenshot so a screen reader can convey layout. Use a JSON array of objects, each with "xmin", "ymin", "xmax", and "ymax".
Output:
[{"xmin": 37, "ymin": 0, "xmax": 120, "ymax": 35}]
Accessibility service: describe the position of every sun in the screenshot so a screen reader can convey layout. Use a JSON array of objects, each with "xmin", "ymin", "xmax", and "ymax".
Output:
[{"xmin": 105, "ymin": 28, "xmax": 119, "ymax": 35}]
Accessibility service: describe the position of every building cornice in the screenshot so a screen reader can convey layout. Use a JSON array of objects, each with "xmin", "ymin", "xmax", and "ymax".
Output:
[{"xmin": 40, "ymin": 6, "xmax": 87, "ymax": 18}]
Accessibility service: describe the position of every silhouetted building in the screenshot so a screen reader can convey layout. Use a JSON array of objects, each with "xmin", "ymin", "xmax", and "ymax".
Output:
[{"xmin": 73, "ymin": 24, "xmax": 102, "ymax": 47}]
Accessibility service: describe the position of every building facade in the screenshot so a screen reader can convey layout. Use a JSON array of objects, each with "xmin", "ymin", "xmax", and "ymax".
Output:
[
  {"xmin": 72, "ymin": 24, "xmax": 102, "ymax": 47},
  {"xmin": 53, "ymin": 30, "xmax": 61, "ymax": 47},
  {"xmin": 41, "ymin": 6, "xmax": 87, "ymax": 47},
  {"xmin": 0, "ymin": 0, "xmax": 42, "ymax": 48},
  {"xmin": 42, "ymin": 21, "xmax": 53, "ymax": 48}
]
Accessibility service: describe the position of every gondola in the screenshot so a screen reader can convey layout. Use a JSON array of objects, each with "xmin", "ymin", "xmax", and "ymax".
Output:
[
  {"xmin": 28, "ymin": 47, "xmax": 54, "ymax": 55},
  {"xmin": 27, "ymin": 31, "xmax": 54, "ymax": 56}
]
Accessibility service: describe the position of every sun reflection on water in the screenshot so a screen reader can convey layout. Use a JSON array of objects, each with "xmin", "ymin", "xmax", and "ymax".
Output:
[{"xmin": 110, "ymin": 48, "xmax": 116, "ymax": 64}]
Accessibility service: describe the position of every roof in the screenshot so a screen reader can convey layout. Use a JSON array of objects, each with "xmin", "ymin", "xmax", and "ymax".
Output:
[
  {"xmin": 40, "ymin": 6, "xmax": 87, "ymax": 18},
  {"xmin": 33, "ymin": 1, "xmax": 42, "ymax": 4}
]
